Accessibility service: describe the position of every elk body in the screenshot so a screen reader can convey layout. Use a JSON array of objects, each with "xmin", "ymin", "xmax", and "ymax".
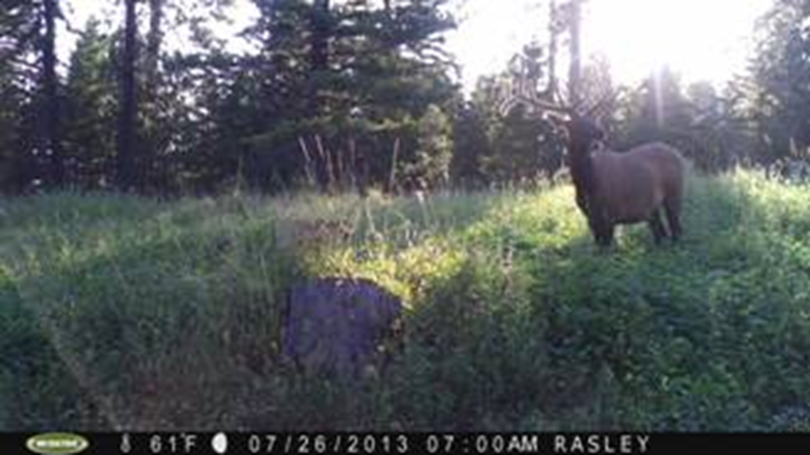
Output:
[{"xmin": 565, "ymin": 117, "xmax": 685, "ymax": 247}]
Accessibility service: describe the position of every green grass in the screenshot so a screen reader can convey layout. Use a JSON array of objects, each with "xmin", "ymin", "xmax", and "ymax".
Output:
[{"xmin": 2, "ymin": 170, "xmax": 810, "ymax": 431}]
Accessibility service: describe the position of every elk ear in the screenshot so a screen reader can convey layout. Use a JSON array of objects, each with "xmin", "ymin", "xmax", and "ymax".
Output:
[{"xmin": 581, "ymin": 116, "xmax": 605, "ymax": 141}]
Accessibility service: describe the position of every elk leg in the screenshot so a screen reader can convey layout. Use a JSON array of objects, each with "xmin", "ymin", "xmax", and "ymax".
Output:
[
  {"xmin": 588, "ymin": 215, "xmax": 603, "ymax": 244},
  {"xmin": 606, "ymin": 223, "xmax": 616, "ymax": 246},
  {"xmin": 648, "ymin": 210, "xmax": 667, "ymax": 244},
  {"xmin": 664, "ymin": 196, "xmax": 683, "ymax": 241},
  {"xmin": 575, "ymin": 189, "xmax": 590, "ymax": 217},
  {"xmin": 591, "ymin": 216, "xmax": 614, "ymax": 248},
  {"xmin": 596, "ymin": 224, "xmax": 615, "ymax": 248},
  {"xmin": 591, "ymin": 228, "xmax": 606, "ymax": 246}
]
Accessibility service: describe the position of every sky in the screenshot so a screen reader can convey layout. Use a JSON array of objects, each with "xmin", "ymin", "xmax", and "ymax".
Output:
[
  {"xmin": 444, "ymin": 0, "xmax": 773, "ymax": 90},
  {"xmin": 62, "ymin": 0, "xmax": 773, "ymax": 91}
]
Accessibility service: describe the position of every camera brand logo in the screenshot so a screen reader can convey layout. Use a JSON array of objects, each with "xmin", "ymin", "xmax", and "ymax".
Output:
[{"xmin": 26, "ymin": 433, "xmax": 89, "ymax": 455}]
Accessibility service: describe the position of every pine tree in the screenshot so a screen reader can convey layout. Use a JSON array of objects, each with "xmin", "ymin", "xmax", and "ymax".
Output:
[
  {"xmin": 64, "ymin": 18, "xmax": 118, "ymax": 189},
  {"xmin": 41, "ymin": 0, "xmax": 64, "ymax": 187},
  {"xmin": 235, "ymin": 0, "xmax": 458, "ymax": 191},
  {"xmin": 736, "ymin": 0, "xmax": 810, "ymax": 164},
  {"xmin": 1, "ymin": 0, "xmax": 66, "ymax": 191},
  {"xmin": 117, "ymin": 0, "xmax": 139, "ymax": 191}
]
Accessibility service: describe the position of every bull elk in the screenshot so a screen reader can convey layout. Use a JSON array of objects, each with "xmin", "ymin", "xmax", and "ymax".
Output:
[{"xmin": 502, "ymin": 92, "xmax": 686, "ymax": 247}]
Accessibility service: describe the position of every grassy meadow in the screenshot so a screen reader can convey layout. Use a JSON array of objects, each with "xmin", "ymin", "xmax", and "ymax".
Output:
[{"xmin": 2, "ymin": 170, "xmax": 810, "ymax": 431}]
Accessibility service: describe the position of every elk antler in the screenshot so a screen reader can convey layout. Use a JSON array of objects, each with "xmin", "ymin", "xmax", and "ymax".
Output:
[
  {"xmin": 584, "ymin": 87, "xmax": 623, "ymax": 119},
  {"xmin": 498, "ymin": 65, "xmax": 627, "ymax": 123},
  {"xmin": 498, "ymin": 79, "xmax": 571, "ymax": 120}
]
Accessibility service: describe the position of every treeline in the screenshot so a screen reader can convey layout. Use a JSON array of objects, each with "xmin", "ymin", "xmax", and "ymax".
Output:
[{"xmin": 1, "ymin": 0, "xmax": 809, "ymax": 195}]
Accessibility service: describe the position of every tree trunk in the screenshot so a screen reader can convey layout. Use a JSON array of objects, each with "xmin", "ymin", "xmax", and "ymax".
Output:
[
  {"xmin": 142, "ymin": 0, "xmax": 165, "ymax": 189},
  {"xmin": 117, "ymin": 0, "xmax": 138, "ymax": 191},
  {"xmin": 547, "ymin": 0, "xmax": 558, "ymax": 99},
  {"xmin": 309, "ymin": 0, "xmax": 330, "ymax": 116},
  {"xmin": 145, "ymin": 0, "xmax": 164, "ymax": 85},
  {"xmin": 567, "ymin": 0, "xmax": 582, "ymax": 108},
  {"xmin": 42, "ymin": 0, "xmax": 64, "ymax": 187}
]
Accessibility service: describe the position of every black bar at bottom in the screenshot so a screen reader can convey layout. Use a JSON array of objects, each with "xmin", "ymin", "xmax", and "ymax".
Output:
[{"xmin": 2, "ymin": 432, "xmax": 809, "ymax": 455}]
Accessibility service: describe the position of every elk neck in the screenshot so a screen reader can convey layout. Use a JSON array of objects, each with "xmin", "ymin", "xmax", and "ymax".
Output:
[{"xmin": 568, "ymin": 142, "xmax": 598, "ymax": 196}]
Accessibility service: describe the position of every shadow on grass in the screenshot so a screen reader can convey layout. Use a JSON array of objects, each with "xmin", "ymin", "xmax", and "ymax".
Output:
[
  {"xmin": 4, "ymin": 174, "xmax": 810, "ymax": 431},
  {"xmin": 0, "ymin": 267, "xmax": 109, "ymax": 430},
  {"xmin": 2, "ymin": 199, "xmax": 293, "ymax": 430}
]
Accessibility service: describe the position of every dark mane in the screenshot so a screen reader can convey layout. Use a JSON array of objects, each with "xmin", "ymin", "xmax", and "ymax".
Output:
[
  {"xmin": 569, "ymin": 145, "xmax": 597, "ymax": 195},
  {"xmin": 565, "ymin": 117, "xmax": 602, "ymax": 218}
]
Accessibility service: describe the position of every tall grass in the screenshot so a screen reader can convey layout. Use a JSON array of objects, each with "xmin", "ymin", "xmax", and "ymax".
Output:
[{"xmin": 1, "ymin": 170, "xmax": 810, "ymax": 431}]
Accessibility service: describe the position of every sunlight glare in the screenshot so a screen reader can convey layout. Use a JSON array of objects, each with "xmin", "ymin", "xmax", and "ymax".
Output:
[
  {"xmin": 447, "ymin": 0, "xmax": 772, "ymax": 92},
  {"xmin": 584, "ymin": 0, "xmax": 771, "ymax": 87}
]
